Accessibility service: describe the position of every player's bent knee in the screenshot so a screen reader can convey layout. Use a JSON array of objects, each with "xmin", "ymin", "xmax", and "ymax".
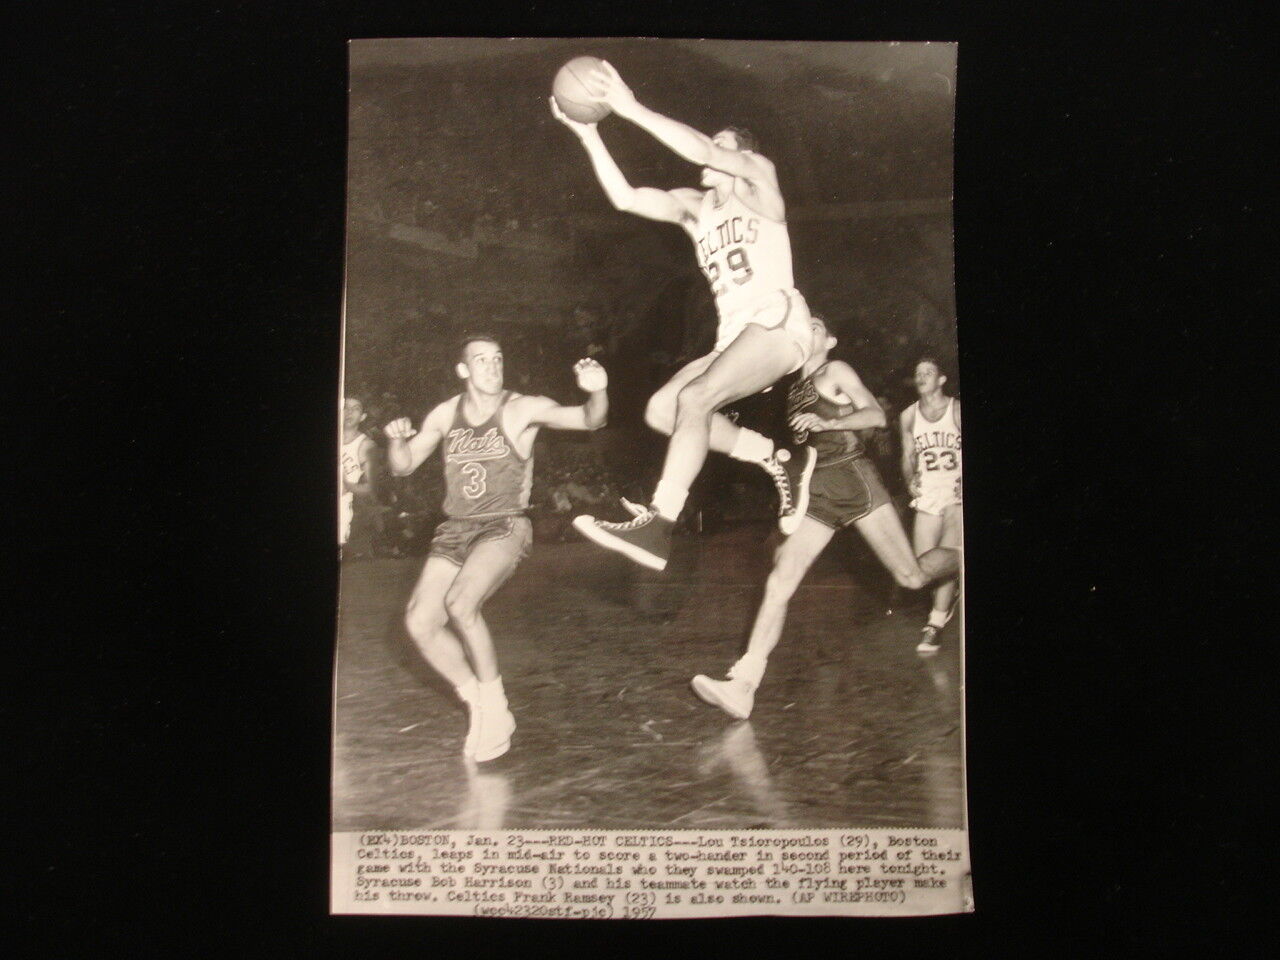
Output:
[
  {"xmin": 675, "ymin": 379, "xmax": 717, "ymax": 416},
  {"xmin": 644, "ymin": 393, "xmax": 675, "ymax": 434},
  {"xmin": 444, "ymin": 591, "xmax": 481, "ymax": 625},
  {"xmin": 404, "ymin": 601, "xmax": 445, "ymax": 639},
  {"xmin": 894, "ymin": 568, "xmax": 928, "ymax": 590}
]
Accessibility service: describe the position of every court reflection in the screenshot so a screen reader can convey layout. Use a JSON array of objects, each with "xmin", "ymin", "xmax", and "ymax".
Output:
[
  {"xmin": 694, "ymin": 723, "xmax": 793, "ymax": 828},
  {"xmin": 917, "ymin": 648, "xmax": 953, "ymax": 699},
  {"xmin": 454, "ymin": 763, "xmax": 511, "ymax": 830}
]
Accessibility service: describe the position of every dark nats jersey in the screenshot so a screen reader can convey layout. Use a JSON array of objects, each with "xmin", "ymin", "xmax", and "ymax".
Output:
[
  {"xmin": 441, "ymin": 392, "xmax": 532, "ymax": 519},
  {"xmin": 787, "ymin": 366, "xmax": 866, "ymax": 467}
]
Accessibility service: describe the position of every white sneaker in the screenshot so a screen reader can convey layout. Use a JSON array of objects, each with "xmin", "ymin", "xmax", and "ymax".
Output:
[
  {"xmin": 463, "ymin": 699, "xmax": 481, "ymax": 758},
  {"xmin": 691, "ymin": 674, "xmax": 756, "ymax": 720},
  {"xmin": 473, "ymin": 706, "xmax": 516, "ymax": 763}
]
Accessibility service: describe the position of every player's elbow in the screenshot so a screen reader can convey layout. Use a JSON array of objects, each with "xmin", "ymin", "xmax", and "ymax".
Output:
[{"xmin": 867, "ymin": 411, "xmax": 886, "ymax": 429}]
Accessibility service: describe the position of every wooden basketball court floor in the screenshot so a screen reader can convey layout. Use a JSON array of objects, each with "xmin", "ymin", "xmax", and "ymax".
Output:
[{"xmin": 333, "ymin": 523, "xmax": 964, "ymax": 832}]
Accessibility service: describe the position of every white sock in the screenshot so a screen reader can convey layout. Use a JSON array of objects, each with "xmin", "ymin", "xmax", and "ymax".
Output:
[
  {"xmin": 651, "ymin": 481, "xmax": 688, "ymax": 521},
  {"xmin": 478, "ymin": 677, "xmax": 508, "ymax": 710},
  {"xmin": 731, "ymin": 653, "xmax": 767, "ymax": 688},
  {"xmin": 456, "ymin": 677, "xmax": 480, "ymax": 705},
  {"xmin": 728, "ymin": 428, "xmax": 774, "ymax": 464},
  {"xmin": 927, "ymin": 608, "xmax": 950, "ymax": 628}
]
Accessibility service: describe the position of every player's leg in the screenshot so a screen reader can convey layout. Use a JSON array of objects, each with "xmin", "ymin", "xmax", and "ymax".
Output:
[
  {"xmin": 645, "ymin": 352, "xmax": 773, "ymax": 457},
  {"xmin": 913, "ymin": 509, "xmax": 956, "ymax": 653},
  {"xmin": 404, "ymin": 555, "xmax": 472, "ymax": 688},
  {"xmin": 661, "ymin": 323, "xmax": 800, "ymax": 505},
  {"xmin": 443, "ymin": 517, "xmax": 532, "ymax": 761},
  {"xmin": 404, "ymin": 554, "xmax": 485, "ymax": 756},
  {"xmin": 692, "ymin": 517, "xmax": 834, "ymax": 719},
  {"xmin": 575, "ymin": 324, "xmax": 804, "ymax": 570},
  {"xmin": 856, "ymin": 503, "xmax": 960, "ymax": 589}
]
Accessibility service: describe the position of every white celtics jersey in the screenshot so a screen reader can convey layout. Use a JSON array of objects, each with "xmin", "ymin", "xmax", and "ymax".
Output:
[
  {"xmin": 910, "ymin": 398, "xmax": 961, "ymax": 495},
  {"xmin": 690, "ymin": 187, "xmax": 794, "ymax": 318},
  {"xmin": 340, "ymin": 432, "xmax": 367, "ymax": 487},
  {"xmin": 338, "ymin": 432, "xmax": 366, "ymax": 545}
]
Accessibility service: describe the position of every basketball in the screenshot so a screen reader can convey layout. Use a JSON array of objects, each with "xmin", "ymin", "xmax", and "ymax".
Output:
[{"xmin": 553, "ymin": 57, "xmax": 610, "ymax": 124}]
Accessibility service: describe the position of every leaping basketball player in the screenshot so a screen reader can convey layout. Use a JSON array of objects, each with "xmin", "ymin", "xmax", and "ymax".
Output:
[
  {"xmin": 552, "ymin": 60, "xmax": 816, "ymax": 572},
  {"xmin": 691, "ymin": 318, "xmax": 962, "ymax": 719},
  {"xmin": 901, "ymin": 357, "xmax": 963, "ymax": 654},
  {"xmin": 385, "ymin": 337, "xmax": 609, "ymax": 762}
]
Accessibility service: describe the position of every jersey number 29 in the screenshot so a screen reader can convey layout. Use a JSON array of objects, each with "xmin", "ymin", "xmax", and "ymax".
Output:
[{"xmin": 707, "ymin": 247, "xmax": 753, "ymax": 298}]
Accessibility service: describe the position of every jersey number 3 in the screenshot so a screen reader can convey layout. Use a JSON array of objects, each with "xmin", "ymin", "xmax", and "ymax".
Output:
[
  {"xmin": 707, "ymin": 247, "xmax": 754, "ymax": 298},
  {"xmin": 461, "ymin": 461, "xmax": 487, "ymax": 498}
]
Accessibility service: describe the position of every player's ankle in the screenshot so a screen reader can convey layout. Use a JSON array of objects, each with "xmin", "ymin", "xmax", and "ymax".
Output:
[
  {"xmin": 730, "ymin": 654, "xmax": 767, "ymax": 688},
  {"xmin": 456, "ymin": 677, "xmax": 480, "ymax": 704},
  {"xmin": 728, "ymin": 428, "xmax": 774, "ymax": 465},
  {"xmin": 651, "ymin": 481, "xmax": 688, "ymax": 521},
  {"xmin": 478, "ymin": 677, "xmax": 508, "ymax": 709}
]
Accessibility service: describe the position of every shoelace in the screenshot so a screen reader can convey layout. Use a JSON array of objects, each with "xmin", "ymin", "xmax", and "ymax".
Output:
[
  {"xmin": 596, "ymin": 508, "xmax": 657, "ymax": 531},
  {"xmin": 763, "ymin": 456, "xmax": 794, "ymax": 514}
]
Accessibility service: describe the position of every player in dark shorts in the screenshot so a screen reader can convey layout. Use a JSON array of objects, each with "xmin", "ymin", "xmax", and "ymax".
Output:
[
  {"xmin": 691, "ymin": 316, "xmax": 961, "ymax": 719},
  {"xmin": 385, "ymin": 335, "xmax": 609, "ymax": 761}
]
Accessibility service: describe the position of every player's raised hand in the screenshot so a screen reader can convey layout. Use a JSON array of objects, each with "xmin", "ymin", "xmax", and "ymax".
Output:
[
  {"xmin": 549, "ymin": 96, "xmax": 597, "ymax": 136},
  {"xmin": 384, "ymin": 417, "xmax": 417, "ymax": 441},
  {"xmin": 588, "ymin": 60, "xmax": 637, "ymax": 114},
  {"xmin": 574, "ymin": 358, "xmax": 608, "ymax": 392}
]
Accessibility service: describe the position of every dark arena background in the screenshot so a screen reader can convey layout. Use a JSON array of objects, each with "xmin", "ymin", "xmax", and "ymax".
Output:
[{"xmin": 335, "ymin": 39, "xmax": 963, "ymax": 831}]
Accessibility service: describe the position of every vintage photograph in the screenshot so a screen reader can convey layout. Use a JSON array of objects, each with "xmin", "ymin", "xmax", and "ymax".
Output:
[{"xmin": 333, "ymin": 38, "xmax": 965, "ymax": 898}]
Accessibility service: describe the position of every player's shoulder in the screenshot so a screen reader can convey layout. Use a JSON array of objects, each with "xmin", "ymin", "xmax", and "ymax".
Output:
[
  {"xmin": 899, "ymin": 402, "xmax": 917, "ymax": 425},
  {"xmin": 426, "ymin": 396, "xmax": 459, "ymax": 422},
  {"xmin": 505, "ymin": 391, "xmax": 553, "ymax": 417},
  {"xmin": 506, "ymin": 390, "xmax": 544, "ymax": 409},
  {"xmin": 823, "ymin": 359, "xmax": 861, "ymax": 381},
  {"xmin": 737, "ymin": 150, "xmax": 778, "ymax": 185},
  {"xmin": 744, "ymin": 149, "xmax": 777, "ymax": 172}
]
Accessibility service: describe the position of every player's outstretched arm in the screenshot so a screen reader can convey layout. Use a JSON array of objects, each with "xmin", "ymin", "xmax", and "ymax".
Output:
[
  {"xmin": 385, "ymin": 403, "xmax": 448, "ymax": 477},
  {"xmin": 588, "ymin": 61, "xmax": 774, "ymax": 184},
  {"xmin": 551, "ymin": 98, "xmax": 698, "ymax": 224},
  {"xmin": 521, "ymin": 359, "xmax": 610, "ymax": 432}
]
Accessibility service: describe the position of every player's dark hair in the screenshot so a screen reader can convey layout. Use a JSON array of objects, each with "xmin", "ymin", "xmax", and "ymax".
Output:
[
  {"xmin": 456, "ymin": 331, "xmax": 502, "ymax": 362},
  {"xmin": 915, "ymin": 355, "xmax": 946, "ymax": 378},
  {"xmin": 721, "ymin": 125, "xmax": 759, "ymax": 153}
]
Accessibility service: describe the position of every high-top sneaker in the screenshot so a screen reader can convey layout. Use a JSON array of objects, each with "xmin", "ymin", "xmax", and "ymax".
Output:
[
  {"xmin": 572, "ymin": 507, "xmax": 674, "ymax": 571},
  {"xmin": 761, "ymin": 447, "xmax": 817, "ymax": 535}
]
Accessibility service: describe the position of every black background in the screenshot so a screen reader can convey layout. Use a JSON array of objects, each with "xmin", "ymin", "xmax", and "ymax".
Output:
[{"xmin": 12, "ymin": 1, "xmax": 1263, "ymax": 955}]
